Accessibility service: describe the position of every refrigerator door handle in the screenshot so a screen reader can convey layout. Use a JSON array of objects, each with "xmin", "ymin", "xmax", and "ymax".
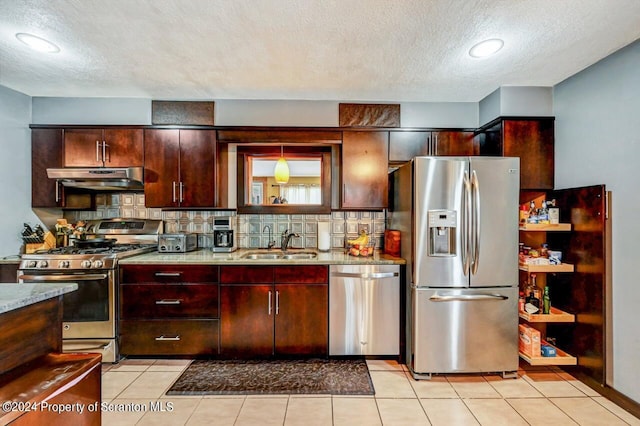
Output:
[
  {"xmin": 462, "ymin": 171, "xmax": 472, "ymax": 275},
  {"xmin": 429, "ymin": 293, "xmax": 509, "ymax": 302},
  {"xmin": 470, "ymin": 169, "xmax": 481, "ymax": 274}
]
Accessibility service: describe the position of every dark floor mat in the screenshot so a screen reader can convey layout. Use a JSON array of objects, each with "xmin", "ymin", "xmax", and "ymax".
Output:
[{"xmin": 166, "ymin": 358, "xmax": 375, "ymax": 395}]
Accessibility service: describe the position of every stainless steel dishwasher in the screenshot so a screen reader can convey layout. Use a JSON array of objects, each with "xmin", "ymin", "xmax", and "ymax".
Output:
[{"xmin": 329, "ymin": 264, "xmax": 400, "ymax": 355}]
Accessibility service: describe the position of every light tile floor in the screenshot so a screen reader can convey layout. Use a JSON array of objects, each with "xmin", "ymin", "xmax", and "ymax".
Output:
[{"xmin": 100, "ymin": 359, "xmax": 640, "ymax": 425}]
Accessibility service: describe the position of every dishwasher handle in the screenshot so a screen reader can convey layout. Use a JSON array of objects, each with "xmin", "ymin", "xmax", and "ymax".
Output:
[
  {"xmin": 331, "ymin": 272, "xmax": 399, "ymax": 279},
  {"xmin": 429, "ymin": 293, "xmax": 508, "ymax": 302}
]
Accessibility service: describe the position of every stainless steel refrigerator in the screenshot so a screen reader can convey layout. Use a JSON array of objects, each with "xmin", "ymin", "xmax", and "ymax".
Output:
[{"xmin": 390, "ymin": 156, "xmax": 520, "ymax": 379}]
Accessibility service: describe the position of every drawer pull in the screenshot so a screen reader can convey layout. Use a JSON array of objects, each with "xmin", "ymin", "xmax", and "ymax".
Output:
[
  {"xmin": 155, "ymin": 335, "xmax": 181, "ymax": 341},
  {"xmin": 155, "ymin": 299, "xmax": 182, "ymax": 305},
  {"xmin": 155, "ymin": 272, "xmax": 182, "ymax": 277}
]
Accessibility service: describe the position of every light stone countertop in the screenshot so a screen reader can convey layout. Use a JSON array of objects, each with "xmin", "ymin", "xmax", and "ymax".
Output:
[
  {"xmin": 0, "ymin": 256, "xmax": 21, "ymax": 265},
  {"xmin": 0, "ymin": 283, "xmax": 78, "ymax": 315},
  {"xmin": 118, "ymin": 248, "xmax": 405, "ymax": 266}
]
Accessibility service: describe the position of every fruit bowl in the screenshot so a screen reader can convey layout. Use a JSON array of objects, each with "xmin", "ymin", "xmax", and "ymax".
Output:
[{"xmin": 347, "ymin": 241, "xmax": 375, "ymax": 257}]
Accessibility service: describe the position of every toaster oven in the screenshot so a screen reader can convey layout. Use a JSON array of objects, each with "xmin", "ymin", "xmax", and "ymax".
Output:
[{"xmin": 158, "ymin": 233, "xmax": 198, "ymax": 253}]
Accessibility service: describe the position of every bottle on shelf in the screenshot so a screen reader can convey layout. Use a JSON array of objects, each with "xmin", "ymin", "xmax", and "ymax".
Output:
[
  {"xmin": 526, "ymin": 290, "xmax": 540, "ymax": 314},
  {"xmin": 525, "ymin": 274, "xmax": 540, "ymax": 313},
  {"xmin": 543, "ymin": 286, "xmax": 551, "ymax": 314},
  {"xmin": 527, "ymin": 200, "xmax": 538, "ymax": 223},
  {"xmin": 538, "ymin": 200, "xmax": 549, "ymax": 224},
  {"xmin": 548, "ymin": 199, "xmax": 560, "ymax": 224}
]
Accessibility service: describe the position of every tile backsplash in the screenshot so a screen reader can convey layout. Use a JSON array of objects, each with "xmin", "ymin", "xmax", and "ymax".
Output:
[{"xmin": 64, "ymin": 193, "xmax": 386, "ymax": 250}]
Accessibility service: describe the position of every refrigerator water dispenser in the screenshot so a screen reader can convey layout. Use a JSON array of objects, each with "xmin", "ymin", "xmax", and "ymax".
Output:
[{"xmin": 428, "ymin": 210, "xmax": 456, "ymax": 256}]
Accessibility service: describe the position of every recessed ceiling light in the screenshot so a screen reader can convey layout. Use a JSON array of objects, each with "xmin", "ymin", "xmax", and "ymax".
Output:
[
  {"xmin": 469, "ymin": 38, "xmax": 504, "ymax": 58},
  {"xmin": 15, "ymin": 33, "xmax": 60, "ymax": 53}
]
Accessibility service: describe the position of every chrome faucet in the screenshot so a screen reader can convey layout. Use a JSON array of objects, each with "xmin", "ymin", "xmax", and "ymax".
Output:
[
  {"xmin": 281, "ymin": 229, "xmax": 299, "ymax": 251},
  {"xmin": 263, "ymin": 225, "xmax": 276, "ymax": 249}
]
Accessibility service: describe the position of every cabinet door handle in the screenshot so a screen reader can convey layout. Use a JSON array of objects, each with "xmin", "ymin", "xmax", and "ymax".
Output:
[
  {"xmin": 155, "ymin": 272, "xmax": 182, "ymax": 277},
  {"xmin": 96, "ymin": 140, "xmax": 101, "ymax": 162},
  {"xmin": 102, "ymin": 141, "xmax": 108, "ymax": 163},
  {"xmin": 55, "ymin": 179, "xmax": 60, "ymax": 203},
  {"xmin": 155, "ymin": 299, "xmax": 182, "ymax": 305},
  {"xmin": 268, "ymin": 290, "xmax": 272, "ymax": 315},
  {"xmin": 172, "ymin": 181, "xmax": 177, "ymax": 203},
  {"xmin": 434, "ymin": 134, "xmax": 438, "ymax": 155},
  {"xmin": 275, "ymin": 290, "xmax": 280, "ymax": 315},
  {"xmin": 155, "ymin": 335, "xmax": 181, "ymax": 341},
  {"xmin": 179, "ymin": 182, "xmax": 184, "ymax": 203}
]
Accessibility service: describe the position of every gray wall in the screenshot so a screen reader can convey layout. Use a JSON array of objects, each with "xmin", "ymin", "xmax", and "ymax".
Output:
[
  {"xmin": 0, "ymin": 85, "xmax": 40, "ymax": 257},
  {"xmin": 554, "ymin": 39, "xmax": 640, "ymax": 403},
  {"xmin": 32, "ymin": 98, "xmax": 479, "ymax": 128},
  {"xmin": 479, "ymin": 86, "xmax": 554, "ymax": 126}
]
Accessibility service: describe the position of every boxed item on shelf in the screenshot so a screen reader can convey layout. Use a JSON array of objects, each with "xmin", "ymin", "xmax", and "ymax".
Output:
[
  {"xmin": 519, "ymin": 256, "xmax": 551, "ymax": 265},
  {"xmin": 541, "ymin": 344, "xmax": 557, "ymax": 357},
  {"xmin": 519, "ymin": 324, "xmax": 541, "ymax": 357}
]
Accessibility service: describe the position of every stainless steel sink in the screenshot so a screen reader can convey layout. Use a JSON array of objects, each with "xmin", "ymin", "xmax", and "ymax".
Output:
[
  {"xmin": 240, "ymin": 251, "xmax": 317, "ymax": 260},
  {"xmin": 242, "ymin": 252, "xmax": 282, "ymax": 260},
  {"xmin": 281, "ymin": 252, "xmax": 317, "ymax": 259}
]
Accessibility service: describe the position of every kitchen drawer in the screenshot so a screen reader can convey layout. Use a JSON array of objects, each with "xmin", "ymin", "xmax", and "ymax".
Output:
[
  {"xmin": 119, "ymin": 319, "xmax": 219, "ymax": 356},
  {"xmin": 120, "ymin": 284, "xmax": 219, "ymax": 319},
  {"xmin": 220, "ymin": 266, "xmax": 274, "ymax": 284},
  {"xmin": 275, "ymin": 265, "xmax": 328, "ymax": 284},
  {"xmin": 120, "ymin": 265, "xmax": 218, "ymax": 284}
]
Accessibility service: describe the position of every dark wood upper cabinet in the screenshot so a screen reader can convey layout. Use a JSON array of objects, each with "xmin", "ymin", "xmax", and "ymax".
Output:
[
  {"xmin": 341, "ymin": 131, "xmax": 389, "ymax": 209},
  {"xmin": 64, "ymin": 128, "xmax": 143, "ymax": 167},
  {"xmin": 144, "ymin": 129, "xmax": 216, "ymax": 208},
  {"xmin": 31, "ymin": 128, "xmax": 93, "ymax": 209},
  {"xmin": 433, "ymin": 131, "xmax": 476, "ymax": 156},
  {"xmin": 478, "ymin": 118, "xmax": 554, "ymax": 190},
  {"xmin": 389, "ymin": 130, "xmax": 475, "ymax": 163},
  {"xmin": 389, "ymin": 131, "xmax": 430, "ymax": 163},
  {"xmin": 32, "ymin": 128, "xmax": 63, "ymax": 208}
]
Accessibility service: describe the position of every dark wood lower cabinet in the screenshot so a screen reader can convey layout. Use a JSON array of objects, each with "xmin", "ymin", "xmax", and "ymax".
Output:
[
  {"xmin": 220, "ymin": 285, "xmax": 274, "ymax": 357},
  {"xmin": 274, "ymin": 283, "xmax": 328, "ymax": 355},
  {"xmin": 220, "ymin": 265, "xmax": 329, "ymax": 358},
  {"xmin": 119, "ymin": 265, "xmax": 220, "ymax": 357},
  {"xmin": 120, "ymin": 319, "xmax": 219, "ymax": 356}
]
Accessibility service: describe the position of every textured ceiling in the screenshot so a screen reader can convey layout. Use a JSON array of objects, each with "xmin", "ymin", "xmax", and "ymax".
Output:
[{"xmin": 0, "ymin": 0, "xmax": 639, "ymax": 102}]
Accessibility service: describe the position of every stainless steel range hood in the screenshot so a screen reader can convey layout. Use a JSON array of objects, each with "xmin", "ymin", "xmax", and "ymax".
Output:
[{"xmin": 47, "ymin": 167, "xmax": 144, "ymax": 191}]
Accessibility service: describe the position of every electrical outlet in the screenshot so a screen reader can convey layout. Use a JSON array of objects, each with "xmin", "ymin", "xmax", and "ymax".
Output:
[{"xmin": 357, "ymin": 223, "xmax": 369, "ymax": 234}]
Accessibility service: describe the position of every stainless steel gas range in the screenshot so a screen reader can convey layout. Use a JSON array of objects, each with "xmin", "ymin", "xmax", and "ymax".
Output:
[{"xmin": 18, "ymin": 218, "xmax": 162, "ymax": 363}]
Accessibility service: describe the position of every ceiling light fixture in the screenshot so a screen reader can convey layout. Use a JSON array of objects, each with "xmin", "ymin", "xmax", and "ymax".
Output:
[
  {"xmin": 15, "ymin": 33, "xmax": 60, "ymax": 53},
  {"xmin": 274, "ymin": 146, "xmax": 290, "ymax": 184},
  {"xmin": 469, "ymin": 38, "xmax": 503, "ymax": 58}
]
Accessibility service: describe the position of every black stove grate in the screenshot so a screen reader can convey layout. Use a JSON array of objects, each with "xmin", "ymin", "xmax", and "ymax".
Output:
[{"xmin": 33, "ymin": 244, "xmax": 156, "ymax": 256}]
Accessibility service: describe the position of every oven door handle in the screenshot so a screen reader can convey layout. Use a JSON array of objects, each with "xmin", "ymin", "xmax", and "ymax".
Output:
[{"xmin": 19, "ymin": 274, "xmax": 109, "ymax": 281}]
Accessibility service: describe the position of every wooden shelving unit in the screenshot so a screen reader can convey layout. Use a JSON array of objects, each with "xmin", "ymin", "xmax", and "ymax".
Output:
[
  {"xmin": 519, "ymin": 263, "xmax": 574, "ymax": 273},
  {"xmin": 519, "ymin": 341, "xmax": 577, "ymax": 366},
  {"xmin": 519, "ymin": 218, "xmax": 577, "ymax": 366},
  {"xmin": 519, "ymin": 306, "xmax": 575, "ymax": 323}
]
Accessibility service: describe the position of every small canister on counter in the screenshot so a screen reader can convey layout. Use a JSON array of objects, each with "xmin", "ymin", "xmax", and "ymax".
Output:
[{"xmin": 384, "ymin": 229, "xmax": 401, "ymax": 257}]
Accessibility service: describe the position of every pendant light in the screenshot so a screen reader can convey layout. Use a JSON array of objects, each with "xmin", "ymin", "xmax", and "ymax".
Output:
[{"xmin": 274, "ymin": 145, "xmax": 290, "ymax": 184}]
